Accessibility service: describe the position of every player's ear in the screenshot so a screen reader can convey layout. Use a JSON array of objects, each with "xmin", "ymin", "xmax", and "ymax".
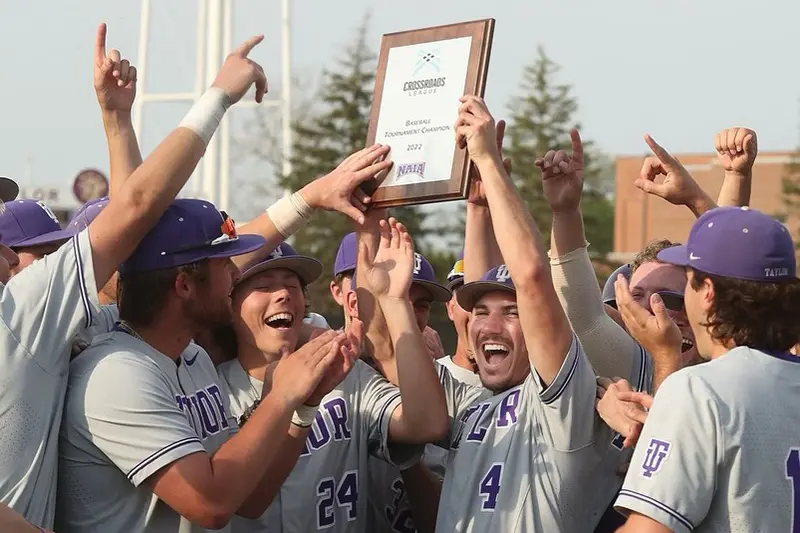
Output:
[
  {"xmin": 346, "ymin": 290, "xmax": 359, "ymax": 320},
  {"xmin": 330, "ymin": 280, "xmax": 345, "ymax": 306},
  {"xmin": 445, "ymin": 298, "xmax": 456, "ymax": 321}
]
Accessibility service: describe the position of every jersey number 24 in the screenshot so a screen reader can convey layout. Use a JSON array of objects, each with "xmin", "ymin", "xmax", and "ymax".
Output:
[{"xmin": 317, "ymin": 470, "xmax": 358, "ymax": 529}]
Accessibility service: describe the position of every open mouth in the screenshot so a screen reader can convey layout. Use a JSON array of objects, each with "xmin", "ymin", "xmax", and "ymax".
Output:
[
  {"xmin": 265, "ymin": 312, "xmax": 295, "ymax": 330},
  {"xmin": 481, "ymin": 341, "xmax": 511, "ymax": 366},
  {"xmin": 681, "ymin": 337, "xmax": 694, "ymax": 353}
]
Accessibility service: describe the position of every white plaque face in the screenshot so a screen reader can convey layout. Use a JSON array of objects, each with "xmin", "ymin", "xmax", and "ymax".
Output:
[{"xmin": 374, "ymin": 36, "xmax": 473, "ymax": 188}]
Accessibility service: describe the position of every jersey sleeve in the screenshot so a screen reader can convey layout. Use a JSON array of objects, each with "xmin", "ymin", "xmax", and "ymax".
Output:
[
  {"xmin": 1, "ymin": 230, "xmax": 99, "ymax": 373},
  {"xmin": 614, "ymin": 372, "xmax": 718, "ymax": 533},
  {"xmin": 78, "ymin": 352, "xmax": 205, "ymax": 487},
  {"xmin": 359, "ymin": 362, "xmax": 423, "ymax": 469},
  {"xmin": 436, "ymin": 362, "xmax": 492, "ymax": 449},
  {"xmin": 530, "ymin": 333, "xmax": 599, "ymax": 451}
]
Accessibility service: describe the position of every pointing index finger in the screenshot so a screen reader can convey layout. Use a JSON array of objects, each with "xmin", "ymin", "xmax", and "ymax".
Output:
[
  {"xmin": 644, "ymin": 134, "xmax": 677, "ymax": 168},
  {"xmin": 95, "ymin": 23, "xmax": 108, "ymax": 64},
  {"xmin": 232, "ymin": 34, "xmax": 264, "ymax": 57},
  {"xmin": 570, "ymin": 128, "xmax": 584, "ymax": 165}
]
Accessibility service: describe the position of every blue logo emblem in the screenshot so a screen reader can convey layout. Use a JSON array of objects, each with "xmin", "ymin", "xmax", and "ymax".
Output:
[
  {"xmin": 396, "ymin": 162, "xmax": 425, "ymax": 180},
  {"xmin": 641, "ymin": 438, "xmax": 671, "ymax": 478},
  {"xmin": 413, "ymin": 49, "xmax": 441, "ymax": 76}
]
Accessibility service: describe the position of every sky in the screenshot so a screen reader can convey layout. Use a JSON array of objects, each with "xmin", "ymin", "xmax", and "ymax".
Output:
[{"xmin": 2, "ymin": 0, "xmax": 799, "ymax": 221}]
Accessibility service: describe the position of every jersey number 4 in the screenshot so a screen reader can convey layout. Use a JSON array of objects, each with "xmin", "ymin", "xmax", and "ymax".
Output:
[
  {"xmin": 317, "ymin": 470, "xmax": 358, "ymax": 529},
  {"xmin": 786, "ymin": 449, "xmax": 800, "ymax": 533},
  {"xmin": 479, "ymin": 463, "xmax": 504, "ymax": 512}
]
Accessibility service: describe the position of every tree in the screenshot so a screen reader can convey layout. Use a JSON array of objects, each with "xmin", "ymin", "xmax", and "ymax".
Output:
[
  {"xmin": 273, "ymin": 18, "xmax": 437, "ymax": 327},
  {"xmin": 504, "ymin": 46, "xmax": 615, "ymax": 255}
]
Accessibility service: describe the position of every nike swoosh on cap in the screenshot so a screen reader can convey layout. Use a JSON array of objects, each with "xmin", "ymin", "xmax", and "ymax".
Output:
[{"xmin": 689, "ymin": 253, "xmax": 701, "ymax": 260}]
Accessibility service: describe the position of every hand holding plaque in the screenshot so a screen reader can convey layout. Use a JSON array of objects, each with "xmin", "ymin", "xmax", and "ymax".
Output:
[{"xmin": 365, "ymin": 19, "xmax": 495, "ymax": 207}]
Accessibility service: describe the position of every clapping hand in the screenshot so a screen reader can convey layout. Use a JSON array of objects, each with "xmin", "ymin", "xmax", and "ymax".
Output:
[
  {"xmin": 538, "ymin": 129, "xmax": 584, "ymax": 214},
  {"xmin": 358, "ymin": 218, "xmax": 415, "ymax": 300},
  {"xmin": 306, "ymin": 319, "xmax": 363, "ymax": 405},
  {"xmin": 595, "ymin": 377, "xmax": 648, "ymax": 448},
  {"xmin": 94, "ymin": 23, "xmax": 137, "ymax": 112}
]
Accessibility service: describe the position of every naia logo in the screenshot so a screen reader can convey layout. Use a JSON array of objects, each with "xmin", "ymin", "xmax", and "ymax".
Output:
[
  {"xmin": 641, "ymin": 437, "xmax": 671, "ymax": 478},
  {"xmin": 396, "ymin": 162, "xmax": 425, "ymax": 180}
]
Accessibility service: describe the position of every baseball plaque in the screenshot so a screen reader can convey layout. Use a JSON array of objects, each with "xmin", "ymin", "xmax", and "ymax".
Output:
[{"xmin": 364, "ymin": 19, "xmax": 495, "ymax": 207}]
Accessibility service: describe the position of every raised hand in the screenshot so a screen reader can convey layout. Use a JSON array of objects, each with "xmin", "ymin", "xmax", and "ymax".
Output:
[
  {"xmin": 614, "ymin": 274, "xmax": 682, "ymax": 364},
  {"xmin": 422, "ymin": 326, "xmax": 445, "ymax": 360},
  {"xmin": 94, "ymin": 23, "xmax": 137, "ymax": 112},
  {"xmin": 636, "ymin": 134, "xmax": 708, "ymax": 211},
  {"xmin": 358, "ymin": 218, "xmax": 415, "ymax": 300},
  {"xmin": 538, "ymin": 129, "xmax": 584, "ymax": 213},
  {"xmin": 306, "ymin": 319, "xmax": 363, "ymax": 405},
  {"xmin": 595, "ymin": 377, "xmax": 647, "ymax": 448},
  {"xmin": 212, "ymin": 35, "xmax": 268, "ymax": 104},
  {"xmin": 301, "ymin": 144, "xmax": 393, "ymax": 224},
  {"xmin": 269, "ymin": 330, "xmax": 348, "ymax": 408},
  {"xmin": 455, "ymin": 95, "xmax": 500, "ymax": 165},
  {"xmin": 715, "ymin": 127, "xmax": 757, "ymax": 175},
  {"xmin": 467, "ymin": 120, "xmax": 512, "ymax": 206}
]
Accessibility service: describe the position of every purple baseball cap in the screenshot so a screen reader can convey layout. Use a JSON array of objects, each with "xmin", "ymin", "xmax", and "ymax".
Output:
[
  {"xmin": 238, "ymin": 242, "xmax": 323, "ymax": 286},
  {"xmin": 0, "ymin": 177, "xmax": 19, "ymax": 203},
  {"xmin": 333, "ymin": 232, "xmax": 357, "ymax": 277},
  {"xmin": 68, "ymin": 196, "xmax": 109, "ymax": 234},
  {"xmin": 657, "ymin": 206, "xmax": 797, "ymax": 282},
  {"xmin": 411, "ymin": 252, "xmax": 452, "ymax": 302},
  {"xmin": 446, "ymin": 250, "xmax": 465, "ymax": 290},
  {"xmin": 457, "ymin": 264, "xmax": 516, "ymax": 311},
  {"xmin": 0, "ymin": 199, "xmax": 72, "ymax": 249},
  {"xmin": 119, "ymin": 198, "xmax": 266, "ymax": 275},
  {"xmin": 602, "ymin": 263, "xmax": 631, "ymax": 307}
]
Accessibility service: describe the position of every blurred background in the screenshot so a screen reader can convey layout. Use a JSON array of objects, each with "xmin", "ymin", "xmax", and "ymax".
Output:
[{"xmin": 3, "ymin": 0, "xmax": 799, "ymax": 351}]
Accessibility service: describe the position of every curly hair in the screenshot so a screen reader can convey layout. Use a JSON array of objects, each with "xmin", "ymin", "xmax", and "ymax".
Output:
[
  {"xmin": 630, "ymin": 239, "xmax": 681, "ymax": 275},
  {"xmin": 690, "ymin": 269, "xmax": 800, "ymax": 352}
]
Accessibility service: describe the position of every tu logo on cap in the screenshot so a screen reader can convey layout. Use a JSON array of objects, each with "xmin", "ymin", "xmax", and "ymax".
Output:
[
  {"xmin": 269, "ymin": 246, "xmax": 284, "ymax": 260},
  {"xmin": 413, "ymin": 253, "xmax": 422, "ymax": 275},
  {"xmin": 36, "ymin": 201, "xmax": 60, "ymax": 224},
  {"xmin": 495, "ymin": 265, "xmax": 511, "ymax": 283}
]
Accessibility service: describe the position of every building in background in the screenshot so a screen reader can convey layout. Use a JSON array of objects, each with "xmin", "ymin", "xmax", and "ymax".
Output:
[
  {"xmin": 612, "ymin": 151, "xmax": 793, "ymax": 263},
  {"xmin": 16, "ymin": 168, "xmax": 109, "ymax": 226}
]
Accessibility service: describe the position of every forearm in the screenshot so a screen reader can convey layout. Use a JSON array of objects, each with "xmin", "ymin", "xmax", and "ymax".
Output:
[
  {"xmin": 381, "ymin": 298, "xmax": 447, "ymax": 442},
  {"xmin": 237, "ymin": 423, "xmax": 309, "ymax": 518},
  {"xmin": 688, "ymin": 190, "xmax": 717, "ymax": 218},
  {"xmin": 550, "ymin": 208, "xmax": 587, "ymax": 258},
  {"xmin": 232, "ymin": 214, "xmax": 283, "ymax": 270},
  {"xmin": 476, "ymin": 155, "xmax": 572, "ymax": 381},
  {"xmin": 464, "ymin": 204, "xmax": 502, "ymax": 282},
  {"xmin": 476, "ymin": 155, "xmax": 549, "ymax": 287},
  {"xmin": 550, "ymin": 244, "xmax": 641, "ymax": 381},
  {"xmin": 401, "ymin": 463, "xmax": 442, "ymax": 533},
  {"xmin": 102, "ymin": 110, "xmax": 143, "ymax": 198},
  {"xmin": 209, "ymin": 393, "xmax": 295, "ymax": 516},
  {"xmin": 716, "ymin": 170, "xmax": 751, "ymax": 207}
]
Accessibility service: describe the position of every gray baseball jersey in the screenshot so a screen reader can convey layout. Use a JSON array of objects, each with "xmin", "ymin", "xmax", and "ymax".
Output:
[
  {"xmin": 366, "ymin": 358, "xmax": 484, "ymax": 533},
  {"xmin": 218, "ymin": 358, "xmax": 421, "ymax": 533},
  {"xmin": 75, "ymin": 303, "xmax": 119, "ymax": 347},
  {"xmin": 434, "ymin": 333, "xmax": 632, "ymax": 533},
  {"xmin": 56, "ymin": 331, "xmax": 237, "ymax": 533},
  {"xmin": 0, "ymin": 231, "xmax": 99, "ymax": 528},
  {"xmin": 616, "ymin": 346, "xmax": 800, "ymax": 533}
]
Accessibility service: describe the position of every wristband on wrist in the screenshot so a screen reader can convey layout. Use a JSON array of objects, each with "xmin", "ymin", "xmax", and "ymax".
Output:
[
  {"xmin": 266, "ymin": 192, "xmax": 313, "ymax": 238},
  {"xmin": 291, "ymin": 403, "xmax": 319, "ymax": 428},
  {"xmin": 178, "ymin": 87, "xmax": 231, "ymax": 146}
]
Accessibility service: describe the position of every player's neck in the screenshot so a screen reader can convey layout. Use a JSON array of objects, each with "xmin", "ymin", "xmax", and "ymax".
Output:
[
  {"xmin": 452, "ymin": 340, "xmax": 477, "ymax": 372},
  {"xmin": 238, "ymin": 342, "xmax": 275, "ymax": 383},
  {"xmin": 126, "ymin": 318, "xmax": 193, "ymax": 361}
]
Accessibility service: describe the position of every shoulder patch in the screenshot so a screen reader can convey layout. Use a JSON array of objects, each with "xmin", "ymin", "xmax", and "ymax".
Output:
[{"xmin": 641, "ymin": 437, "xmax": 671, "ymax": 478}]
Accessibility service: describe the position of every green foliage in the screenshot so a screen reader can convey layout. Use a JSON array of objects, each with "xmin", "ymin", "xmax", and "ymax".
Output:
[{"xmin": 504, "ymin": 46, "xmax": 615, "ymax": 255}]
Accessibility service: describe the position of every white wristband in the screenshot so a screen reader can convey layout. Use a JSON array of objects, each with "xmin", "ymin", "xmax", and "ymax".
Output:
[
  {"xmin": 291, "ymin": 403, "xmax": 319, "ymax": 428},
  {"xmin": 266, "ymin": 192, "xmax": 313, "ymax": 237},
  {"xmin": 179, "ymin": 87, "xmax": 231, "ymax": 146}
]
